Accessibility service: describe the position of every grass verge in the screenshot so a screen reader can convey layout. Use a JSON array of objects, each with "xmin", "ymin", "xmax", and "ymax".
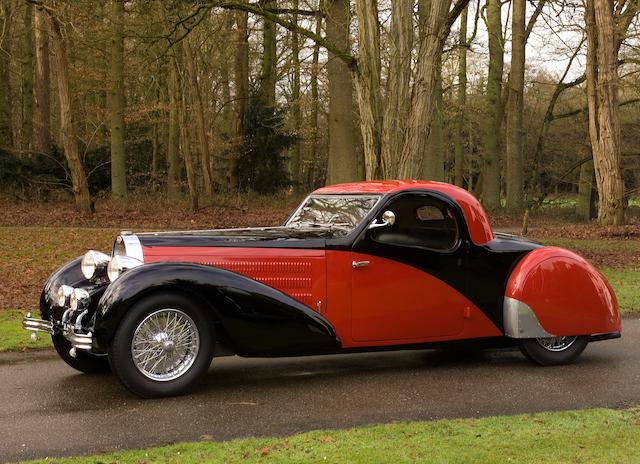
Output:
[
  {"xmin": 602, "ymin": 268, "xmax": 640, "ymax": 313},
  {"xmin": 21, "ymin": 408, "xmax": 640, "ymax": 464},
  {"xmin": 0, "ymin": 309, "xmax": 51, "ymax": 351},
  {"xmin": 540, "ymin": 238, "xmax": 640, "ymax": 253}
]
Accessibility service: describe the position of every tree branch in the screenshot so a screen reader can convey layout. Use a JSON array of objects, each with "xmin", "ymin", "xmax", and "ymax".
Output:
[
  {"xmin": 447, "ymin": 0, "xmax": 472, "ymax": 32},
  {"xmin": 202, "ymin": 1, "xmax": 357, "ymax": 68},
  {"xmin": 553, "ymin": 98, "xmax": 640, "ymax": 120},
  {"xmin": 524, "ymin": 0, "xmax": 546, "ymax": 43}
]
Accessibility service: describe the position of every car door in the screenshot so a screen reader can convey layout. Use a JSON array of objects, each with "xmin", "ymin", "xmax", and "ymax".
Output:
[{"xmin": 350, "ymin": 192, "xmax": 468, "ymax": 342}]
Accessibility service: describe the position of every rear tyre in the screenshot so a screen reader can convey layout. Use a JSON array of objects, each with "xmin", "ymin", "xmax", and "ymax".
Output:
[
  {"xmin": 108, "ymin": 292, "xmax": 214, "ymax": 398},
  {"xmin": 518, "ymin": 335, "xmax": 589, "ymax": 366},
  {"xmin": 52, "ymin": 333, "xmax": 111, "ymax": 374}
]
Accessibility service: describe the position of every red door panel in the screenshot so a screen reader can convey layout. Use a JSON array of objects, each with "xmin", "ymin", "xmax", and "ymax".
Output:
[{"xmin": 350, "ymin": 252, "xmax": 465, "ymax": 341}]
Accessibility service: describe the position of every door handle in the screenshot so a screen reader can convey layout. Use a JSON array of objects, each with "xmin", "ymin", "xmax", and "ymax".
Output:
[{"xmin": 352, "ymin": 260, "xmax": 370, "ymax": 269}]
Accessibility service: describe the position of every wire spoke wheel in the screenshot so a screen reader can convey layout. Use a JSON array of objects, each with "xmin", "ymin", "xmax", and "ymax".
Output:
[
  {"xmin": 535, "ymin": 336, "xmax": 578, "ymax": 352},
  {"xmin": 131, "ymin": 308, "xmax": 200, "ymax": 381}
]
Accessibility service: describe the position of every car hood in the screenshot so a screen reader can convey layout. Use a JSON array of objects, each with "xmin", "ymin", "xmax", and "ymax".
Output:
[{"xmin": 136, "ymin": 226, "xmax": 341, "ymax": 248}]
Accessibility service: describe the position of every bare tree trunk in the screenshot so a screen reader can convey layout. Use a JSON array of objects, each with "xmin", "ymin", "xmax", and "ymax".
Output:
[
  {"xmin": 151, "ymin": 60, "xmax": 163, "ymax": 179},
  {"xmin": 325, "ymin": 0, "xmax": 361, "ymax": 184},
  {"xmin": 21, "ymin": 3, "xmax": 34, "ymax": 151},
  {"xmin": 109, "ymin": 0, "xmax": 127, "ymax": 198},
  {"xmin": 577, "ymin": 157, "xmax": 596, "ymax": 221},
  {"xmin": 454, "ymin": 5, "xmax": 468, "ymax": 187},
  {"xmin": 380, "ymin": 0, "xmax": 412, "ymax": 178},
  {"xmin": 354, "ymin": 0, "xmax": 383, "ymax": 179},
  {"xmin": 231, "ymin": 10, "xmax": 249, "ymax": 191},
  {"xmin": 34, "ymin": 5, "xmax": 51, "ymax": 155},
  {"xmin": 260, "ymin": 0, "xmax": 277, "ymax": 106},
  {"xmin": 307, "ymin": 5, "xmax": 322, "ymax": 188},
  {"xmin": 0, "ymin": 2, "xmax": 14, "ymax": 149},
  {"xmin": 48, "ymin": 13, "xmax": 93, "ymax": 214},
  {"xmin": 175, "ymin": 59, "xmax": 199, "ymax": 212},
  {"xmin": 167, "ymin": 55, "xmax": 181, "ymax": 200},
  {"xmin": 481, "ymin": 0, "xmax": 504, "ymax": 210},
  {"xmin": 398, "ymin": 0, "xmax": 454, "ymax": 179},
  {"xmin": 184, "ymin": 40, "xmax": 213, "ymax": 199},
  {"xmin": 505, "ymin": 0, "xmax": 525, "ymax": 210},
  {"xmin": 151, "ymin": 118, "xmax": 159, "ymax": 177},
  {"xmin": 423, "ymin": 55, "xmax": 445, "ymax": 180},
  {"xmin": 290, "ymin": 0, "xmax": 302, "ymax": 187},
  {"xmin": 586, "ymin": 0, "xmax": 625, "ymax": 225},
  {"xmin": 220, "ymin": 17, "xmax": 235, "ymax": 140}
]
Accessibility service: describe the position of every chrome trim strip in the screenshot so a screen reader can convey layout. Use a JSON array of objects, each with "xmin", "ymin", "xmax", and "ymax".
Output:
[
  {"xmin": 116, "ymin": 234, "xmax": 144, "ymax": 262},
  {"xmin": 503, "ymin": 296, "xmax": 555, "ymax": 338}
]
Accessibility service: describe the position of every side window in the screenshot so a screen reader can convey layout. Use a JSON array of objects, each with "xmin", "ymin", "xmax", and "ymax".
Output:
[
  {"xmin": 371, "ymin": 196, "xmax": 460, "ymax": 251},
  {"xmin": 416, "ymin": 205, "xmax": 444, "ymax": 221}
]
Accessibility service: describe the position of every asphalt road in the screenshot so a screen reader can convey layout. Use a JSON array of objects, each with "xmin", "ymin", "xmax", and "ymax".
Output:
[{"xmin": 2, "ymin": 317, "xmax": 639, "ymax": 463}]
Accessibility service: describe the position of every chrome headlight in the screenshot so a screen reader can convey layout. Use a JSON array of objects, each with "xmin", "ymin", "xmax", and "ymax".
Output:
[
  {"xmin": 107, "ymin": 255, "xmax": 143, "ymax": 282},
  {"xmin": 70, "ymin": 288, "xmax": 90, "ymax": 310},
  {"xmin": 57, "ymin": 285, "xmax": 74, "ymax": 307},
  {"xmin": 81, "ymin": 250, "xmax": 111, "ymax": 280}
]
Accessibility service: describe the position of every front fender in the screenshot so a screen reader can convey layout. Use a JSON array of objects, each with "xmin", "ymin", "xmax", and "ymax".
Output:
[
  {"xmin": 504, "ymin": 247, "xmax": 621, "ymax": 337},
  {"xmin": 94, "ymin": 262, "xmax": 340, "ymax": 356}
]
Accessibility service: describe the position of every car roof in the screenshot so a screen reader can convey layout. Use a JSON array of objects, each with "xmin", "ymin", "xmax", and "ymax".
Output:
[{"xmin": 312, "ymin": 180, "xmax": 494, "ymax": 245}]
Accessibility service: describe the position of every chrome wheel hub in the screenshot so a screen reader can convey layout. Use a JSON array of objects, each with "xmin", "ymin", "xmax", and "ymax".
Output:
[
  {"xmin": 536, "ymin": 336, "xmax": 577, "ymax": 352},
  {"xmin": 131, "ymin": 309, "xmax": 200, "ymax": 381}
]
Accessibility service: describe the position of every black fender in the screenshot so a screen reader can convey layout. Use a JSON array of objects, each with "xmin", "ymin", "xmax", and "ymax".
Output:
[
  {"xmin": 94, "ymin": 262, "xmax": 341, "ymax": 357},
  {"xmin": 39, "ymin": 256, "xmax": 107, "ymax": 323}
]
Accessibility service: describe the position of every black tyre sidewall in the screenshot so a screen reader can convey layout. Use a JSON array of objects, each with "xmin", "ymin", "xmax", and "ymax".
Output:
[
  {"xmin": 518, "ymin": 336, "xmax": 589, "ymax": 366},
  {"xmin": 109, "ymin": 292, "xmax": 214, "ymax": 398},
  {"xmin": 52, "ymin": 333, "xmax": 111, "ymax": 374}
]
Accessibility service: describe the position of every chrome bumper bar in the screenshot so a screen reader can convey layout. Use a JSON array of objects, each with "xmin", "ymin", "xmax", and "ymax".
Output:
[
  {"xmin": 22, "ymin": 312, "xmax": 93, "ymax": 352},
  {"xmin": 65, "ymin": 331, "xmax": 93, "ymax": 351},
  {"xmin": 22, "ymin": 313, "xmax": 53, "ymax": 334}
]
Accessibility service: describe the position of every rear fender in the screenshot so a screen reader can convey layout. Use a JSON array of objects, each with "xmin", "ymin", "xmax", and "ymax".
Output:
[
  {"xmin": 94, "ymin": 262, "xmax": 340, "ymax": 356},
  {"xmin": 504, "ymin": 247, "xmax": 621, "ymax": 337}
]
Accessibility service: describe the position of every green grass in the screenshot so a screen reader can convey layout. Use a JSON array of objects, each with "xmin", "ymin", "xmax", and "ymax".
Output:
[
  {"xmin": 20, "ymin": 408, "xmax": 640, "ymax": 464},
  {"xmin": 537, "ymin": 197, "xmax": 640, "ymax": 208},
  {"xmin": 602, "ymin": 268, "xmax": 640, "ymax": 314},
  {"xmin": 540, "ymin": 238, "xmax": 640, "ymax": 253},
  {"xmin": 0, "ymin": 309, "xmax": 51, "ymax": 351}
]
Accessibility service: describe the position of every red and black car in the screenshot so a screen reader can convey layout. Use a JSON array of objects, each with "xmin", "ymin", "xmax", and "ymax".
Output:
[{"xmin": 23, "ymin": 181, "xmax": 621, "ymax": 397}]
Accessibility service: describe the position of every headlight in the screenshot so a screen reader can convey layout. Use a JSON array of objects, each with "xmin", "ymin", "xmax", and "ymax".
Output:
[
  {"xmin": 57, "ymin": 285, "xmax": 74, "ymax": 307},
  {"xmin": 70, "ymin": 288, "xmax": 90, "ymax": 310},
  {"xmin": 107, "ymin": 255, "xmax": 143, "ymax": 282},
  {"xmin": 81, "ymin": 250, "xmax": 111, "ymax": 280}
]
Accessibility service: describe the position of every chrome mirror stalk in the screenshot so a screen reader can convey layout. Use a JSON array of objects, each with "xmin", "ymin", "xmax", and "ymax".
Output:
[{"xmin": 368, "ymin": 210, "xmax": 396, "ymax": 230}]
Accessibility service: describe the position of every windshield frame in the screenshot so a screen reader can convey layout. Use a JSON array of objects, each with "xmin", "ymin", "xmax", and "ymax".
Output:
[{"xmin": 285, "ymin": 193, "xmax": 383, "ymax": 234}]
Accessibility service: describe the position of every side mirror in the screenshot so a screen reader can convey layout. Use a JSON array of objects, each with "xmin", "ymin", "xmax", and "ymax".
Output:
[{"xmin": 368, "ymin": 210, "xmax": 396, "ymax": 230}]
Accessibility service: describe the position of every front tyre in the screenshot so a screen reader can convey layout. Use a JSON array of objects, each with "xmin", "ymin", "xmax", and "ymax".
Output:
[
  {"xmin": 109, "ymin": 292, "xmax": 214, "ymax": 398},
  {"xmin": 518, "ymin": 335, "xmax": 589, "ymax": 366},
  {"xmin": 52, "ymin": 333, "xmax": 111, "ymax": 374}
]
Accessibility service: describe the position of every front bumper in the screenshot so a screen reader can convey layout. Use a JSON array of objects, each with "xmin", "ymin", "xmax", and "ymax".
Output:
[{"xmin": 22, "ymin": 311, "xmax": 94, "ymax": 352}]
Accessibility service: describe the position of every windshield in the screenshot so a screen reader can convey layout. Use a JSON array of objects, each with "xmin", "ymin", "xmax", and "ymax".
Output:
[{"xmin": 286, "ymin": 194, "xmax": 381, "ymax": 234}]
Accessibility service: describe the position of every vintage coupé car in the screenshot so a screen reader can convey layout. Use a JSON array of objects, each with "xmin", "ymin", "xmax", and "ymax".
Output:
[{"xmin": 23, "ymin": 181, "xmax": 621, "ymax": 397}]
